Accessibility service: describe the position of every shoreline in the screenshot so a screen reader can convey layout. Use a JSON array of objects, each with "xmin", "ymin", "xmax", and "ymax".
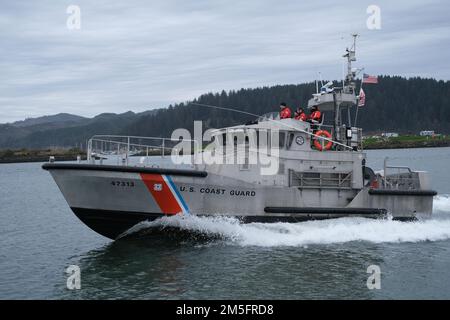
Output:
[
  {"xmin": 0, "ymin": 155, "xmax": 87, "ymax": 164},
  {"xmin": 363, "ymin": 139, "xmax": 450, "ymax": 150},
  {"xmin": 0, "ymin": 149, "xmax": 86, "ymax": 164},
  {"xmin": 1, "ymin": 143, "xmax": 450, "ymax": 164}
]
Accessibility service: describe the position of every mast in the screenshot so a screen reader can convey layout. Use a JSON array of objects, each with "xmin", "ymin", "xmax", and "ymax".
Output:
[
  {"xmin": 343, "ymin": 33, "xmax": 358, "ymax": 94},
  {"xmin": 307, "ymin": 34, "xmax": 361, "ymax": 149}
]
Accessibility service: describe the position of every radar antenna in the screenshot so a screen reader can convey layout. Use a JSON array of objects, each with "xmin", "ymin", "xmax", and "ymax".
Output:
[{"xmin": 342, "ymin": 33, "xmax": 359, "ymax": 93}]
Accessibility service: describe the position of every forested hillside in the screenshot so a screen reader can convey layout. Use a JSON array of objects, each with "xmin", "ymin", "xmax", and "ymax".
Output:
[
  {"xmin": 123, "ymin": 76, "xmax": 450, "ymax": 138},
  {"xmin": 1, "ymin": 76, "xmax": 449, "ymax": 149}
]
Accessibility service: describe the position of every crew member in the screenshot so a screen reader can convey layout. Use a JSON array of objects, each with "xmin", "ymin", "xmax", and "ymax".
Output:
[
  {"xmin": 279, "ymin": 102, "xmax": 292, "ymax": 119},
  {"xmin": 294, "ymin": 107, "xmax": 307, "ymax": 121},
  {"xmin": 309, "ymin": 105, "xmax": 322, "ymax": 123}
]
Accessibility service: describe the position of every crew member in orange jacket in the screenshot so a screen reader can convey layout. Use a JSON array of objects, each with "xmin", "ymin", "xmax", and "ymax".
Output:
[
  {"xmin": 294, "ymin": 107, "xmax": 307, "ymax": 121},
  {"xmin": 309, "ymin": 105, "xmax": 322, "ymax": 123},
  {"xmin": 279, "ymin": 102, "xmax": 292, "ymax": 119}
]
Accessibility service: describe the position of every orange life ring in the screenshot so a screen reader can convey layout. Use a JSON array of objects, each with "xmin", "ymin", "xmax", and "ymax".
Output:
[{"xmin": 313, "ymin": 130, "xmax": 333, "ymax": 151}]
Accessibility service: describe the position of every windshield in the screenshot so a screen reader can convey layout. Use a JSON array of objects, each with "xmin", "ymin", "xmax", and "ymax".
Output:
[{"xmin": 257, "ymin": 112, "xmax": 280, "ymax": 122}]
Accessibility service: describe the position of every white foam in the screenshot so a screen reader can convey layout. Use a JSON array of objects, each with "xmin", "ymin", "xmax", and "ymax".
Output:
[
  {"xmin": 125, "ymin": 208, "xmax": 450, "ymax": 247},
  {"xmin": 434, "ymin": 194, "xmax": 450, "ymax": 213},
  {"xmin": 121, "ymin": 195, "xmax": 450, "ymax": 246}
]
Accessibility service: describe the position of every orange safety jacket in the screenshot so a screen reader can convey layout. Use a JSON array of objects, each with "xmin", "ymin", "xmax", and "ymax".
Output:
[
  {"xmin": 310, "ymin": 110, "xmax": 321, "ymax": 122},
  {"xmin": 280, "ymin": 107, "xmax": 292, "ymax": 119},
  {"xmin": 295, "ymin": 112, "xmax": 307, "ymax": 121}
]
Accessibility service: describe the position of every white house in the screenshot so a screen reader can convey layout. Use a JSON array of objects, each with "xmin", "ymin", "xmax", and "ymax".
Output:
[
  {"xmin": 419, "ymin": 130, "xmax": 435, "ymax": 136},
  {"xmin": 381, "ymin": 132, "xmax": 399, "ymax": 138}
]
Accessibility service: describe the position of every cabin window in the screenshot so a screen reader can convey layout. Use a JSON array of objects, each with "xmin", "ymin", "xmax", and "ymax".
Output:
[
  {"xmin": 231, "ymin": 132, "xmax": 247, "ymax": 146},
  {"xmin": 259, "ymin": 130, "xmax": 285, "ymax": 149},
  {"xmin": 221, "ymin": 133, "xmax": 226, "ymax": 146},
  {"xmin": 287, "ymin": 133, "xmax": 295, "ymax": 148},
  {"xmin": 279, "ymin": 132, "xmax": 286, "ymax": 148},
  {"xmin": 278, "ymin": 162, "xmax": 285, "ymax": 174},
  {"xmin": 256, "ymin": 130, "xmax": 268, "ymax": 149}
]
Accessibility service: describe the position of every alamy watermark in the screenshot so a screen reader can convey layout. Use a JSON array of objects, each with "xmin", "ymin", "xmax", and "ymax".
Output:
[
  {"xmin": 366, "ymin": 265, "xmax": 381, "ymax": 290},
  {"xmin": 89, "ymin": 116, "xmax": 331, "ymax": 176},
  {"xmin": 66, "ymin": 5, "xmax": 81, "ymax": 30},
  {"xmin": 366, "ymin": 5, "xmax": 381, "ymax": 30},
  {"xmin": 66, "ymin": 265, "xmax": 81, "ymax": 290},
  {"xmin": 170, "ymin": 121, "xmax": 281, "ymax": 176}
]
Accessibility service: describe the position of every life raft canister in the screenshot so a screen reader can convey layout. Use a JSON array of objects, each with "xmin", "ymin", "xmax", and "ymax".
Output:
[{"xmin": 313, "ymin": 130, "xmax": 333, "ymax": 151}]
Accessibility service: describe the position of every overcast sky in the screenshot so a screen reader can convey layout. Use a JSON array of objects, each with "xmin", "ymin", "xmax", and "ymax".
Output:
[{"xmin": 1, "ymin": 0, "xmax": 449, "ymax": 123}]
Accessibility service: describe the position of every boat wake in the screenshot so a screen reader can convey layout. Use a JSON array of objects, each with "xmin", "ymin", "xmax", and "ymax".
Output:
[
  {"xmin": 434, "ymin": 194, "xmax": 450, "ymax": 213},
  {"xmin": 121, "ymin": 195, "xmax": 450, "ymax": 247}
]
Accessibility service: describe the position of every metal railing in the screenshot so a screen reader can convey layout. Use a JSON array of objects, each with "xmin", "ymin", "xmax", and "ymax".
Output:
[
  {"xmin": 379, "ymin": 157, "xmax": 420, "ymax": 190},
  {"xmin": 87, "ymin": 135, "xmax": 200, "ymax": 166}
]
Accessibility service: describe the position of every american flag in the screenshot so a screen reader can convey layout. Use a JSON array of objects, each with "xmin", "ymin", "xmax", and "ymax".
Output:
[
  {"xmin": 363, "ymin": 73, "xmax": 378, "ymax": 84},
  {"xmin": 358, "ymin": 88, "xmax": 366, "ymax": 107}
]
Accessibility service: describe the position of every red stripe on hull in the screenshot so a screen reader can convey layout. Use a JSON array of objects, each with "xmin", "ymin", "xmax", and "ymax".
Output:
[{"xmin": 140, "ymin": 173, "xmax": 181, "ymax": 214}]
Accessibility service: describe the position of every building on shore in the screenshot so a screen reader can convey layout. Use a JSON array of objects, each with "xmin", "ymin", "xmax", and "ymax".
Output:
[
  {"xmin": 381, "ymin": 132, "xmax": 399, "ymax": 138},
  {"xmin": 420, "ymin": 130, "xmax": 435, "ymax": 136}
]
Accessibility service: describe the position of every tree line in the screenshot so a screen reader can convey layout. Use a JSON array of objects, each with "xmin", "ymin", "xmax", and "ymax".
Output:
[
  {"xmin": 1, "ymin": 75, "xmax": 449, "ymax": 149},
  {"xmin": 124, "ymin": 76, "xmax": 450, "ymax": 138}
]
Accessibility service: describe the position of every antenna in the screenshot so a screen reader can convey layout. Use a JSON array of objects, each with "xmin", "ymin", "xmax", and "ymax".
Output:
[
  {"xmin": 351, "ymin": 33, "xmax": 359, "ymax": 51},
  {"xmin": 342, "ymin": 33, "xmax": 359, "ymax": 93}
]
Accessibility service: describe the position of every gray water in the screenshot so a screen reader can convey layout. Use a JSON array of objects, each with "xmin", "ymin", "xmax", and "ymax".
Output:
[{"xmin": 1, "ymin": 147, "xmax": 450, "ymax": 299}]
